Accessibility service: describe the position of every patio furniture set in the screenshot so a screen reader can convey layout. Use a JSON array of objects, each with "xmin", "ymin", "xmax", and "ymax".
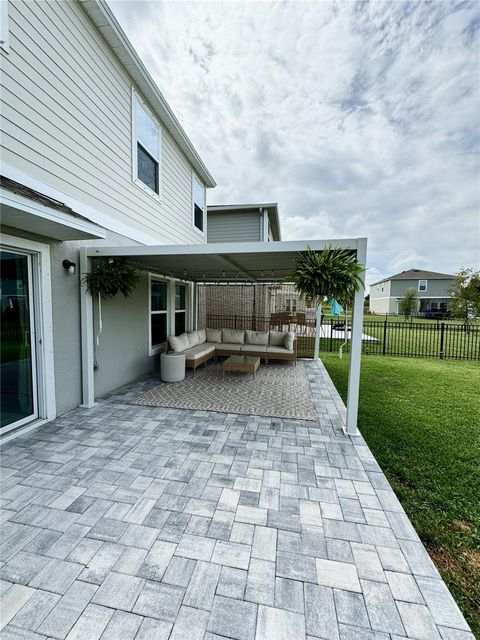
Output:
[{"xmin": 161, "ymin": 328, "xmax": 297, "ymax": 382}]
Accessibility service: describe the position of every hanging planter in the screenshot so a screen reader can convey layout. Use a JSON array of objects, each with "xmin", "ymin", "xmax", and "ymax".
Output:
[
  {"xmin": 82, "ymin": 257, "xmax": 140, "ymax": 299},
  {"xmin": 286, "ymin": 245, "xmax": 364, "ymax": 306}
]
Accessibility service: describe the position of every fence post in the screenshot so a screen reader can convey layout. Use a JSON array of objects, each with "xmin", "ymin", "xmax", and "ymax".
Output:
[
  {"xmin": 330, "ymin": 319, "xmax": 333, "ymax": 352},
  {"xmin": 382, "ymin": 319, "xmax": 387, "ymax": 356},
  {"xmin": 440, "ymin": 322, "xmax": 445, "ymax": 359},
  {"xmin": 234, "ymin": 315, "xmax": 237, "ymax": 329}
]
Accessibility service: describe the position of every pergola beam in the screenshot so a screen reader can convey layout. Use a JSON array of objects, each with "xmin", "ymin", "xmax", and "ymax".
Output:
[{"xmin": 211, "ymin": 254, "xmax": 258, "ymax": 282}]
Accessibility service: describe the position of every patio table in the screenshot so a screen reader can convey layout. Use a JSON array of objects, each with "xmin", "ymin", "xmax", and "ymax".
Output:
[{"xmin": 222, "ymin": 355, "xmax": 260, "ymax": 379}]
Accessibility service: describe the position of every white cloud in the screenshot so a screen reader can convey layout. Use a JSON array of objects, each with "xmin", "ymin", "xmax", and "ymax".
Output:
[{"xmin": 109, "ymin": 0, "xmax": 480, "ymax": 286}]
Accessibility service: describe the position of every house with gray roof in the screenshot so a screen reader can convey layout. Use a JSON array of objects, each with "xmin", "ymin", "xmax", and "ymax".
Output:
[{"xmin": 370, "ymin": 269, "xmax": 455, "ymax": 316}]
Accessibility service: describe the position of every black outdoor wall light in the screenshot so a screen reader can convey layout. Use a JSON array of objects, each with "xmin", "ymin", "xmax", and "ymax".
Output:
[{"xmin": 62, "ymin": 259, "xmax": 76, "ymax": 275}]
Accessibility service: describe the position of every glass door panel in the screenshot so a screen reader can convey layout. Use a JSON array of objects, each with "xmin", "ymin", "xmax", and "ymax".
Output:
[{"xmin": 0, "ymin": 250, "xmax": 37, "ymax": 432}]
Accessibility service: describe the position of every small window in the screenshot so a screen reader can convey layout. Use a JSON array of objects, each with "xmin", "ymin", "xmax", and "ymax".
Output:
[
  {"xmin": 175, "ymin": 284, "xmax": 187, "ymax": 335},
  {"xmin": 418, "ymin": 280, "xmax": 427, "ymax": 292},
  {"xmin": 133, "ymin": 92, "xmax": 161, "ymax": 195},
  {"xmin": 0, "ymin": 0, "xmax": 9, "ymax": 52},
  {"xmin": 150, "ymin": 279, "xmax": 168, "ymax": 351},
  {"xmin": 192, "ymin": 174, "xmax": 205, "ymax": 232}
]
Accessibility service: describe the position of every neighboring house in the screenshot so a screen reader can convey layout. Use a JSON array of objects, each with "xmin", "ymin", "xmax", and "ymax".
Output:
[
  {"xmin": 207, "ymin": 203, "xmax": 281, "ymax": 243},
  {"xmin": 0, "ymin": 0, "xmax": 215, "ymax": 435},
  {"xmin": 370, "ymin": 269, "xmax": 455, "ymax": 315}
]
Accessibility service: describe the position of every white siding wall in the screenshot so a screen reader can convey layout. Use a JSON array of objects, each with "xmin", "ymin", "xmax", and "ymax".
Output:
[
  {"xmin": 1, "ymin": 0, "xmax": 205, "ymax": 245},
  {"xmin": 369, "ymin": 281, "xmax": 393, "ymax": 314}
]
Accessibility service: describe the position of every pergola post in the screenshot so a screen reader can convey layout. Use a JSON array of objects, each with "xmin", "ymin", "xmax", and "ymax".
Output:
[
  {"xmin": 313, "ymin": 304, "xmax": 322, "ymax": 360},
  {"xmin": 79, "ymin": 248, "xmax": 95, "ymax": 408},
  {"xmin": 346, "ymin": 238, "xmax": 367, "ymax": 435}
]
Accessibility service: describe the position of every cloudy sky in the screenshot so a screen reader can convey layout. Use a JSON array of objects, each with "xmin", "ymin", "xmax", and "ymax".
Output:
[{"xmin": 109, "ymin": 0, "xmax": 479, "ymax": 286}]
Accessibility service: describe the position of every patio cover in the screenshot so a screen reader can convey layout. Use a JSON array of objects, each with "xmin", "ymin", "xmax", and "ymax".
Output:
[{"xmin": 80, "ymin": 238, "xmax": 367, "ymax": 434}]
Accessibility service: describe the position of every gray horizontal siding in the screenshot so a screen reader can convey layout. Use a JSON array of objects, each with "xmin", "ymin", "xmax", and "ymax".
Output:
[
  {"xmin": 1, "ymin": 0, "xmax": 205, "ymax": 244},
  {"xmin": 207, "ymin": 212, "xmax": 261, "ymax": 243}
]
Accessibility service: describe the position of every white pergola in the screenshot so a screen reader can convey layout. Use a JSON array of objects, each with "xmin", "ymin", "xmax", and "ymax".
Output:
[{"xmin": 80, "ymin": 238, "xmax": 367, "ymax": 434}]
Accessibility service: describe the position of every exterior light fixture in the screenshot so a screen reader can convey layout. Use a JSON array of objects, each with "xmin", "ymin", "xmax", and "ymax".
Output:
[{"xmin": 62, "ymin": 259, "xmax": 76, "ymax": 274}]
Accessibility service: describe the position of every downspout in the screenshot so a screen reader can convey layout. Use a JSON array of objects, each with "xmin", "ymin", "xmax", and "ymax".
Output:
[{"xmin": 79, "ymin": 248, "xmax": 96, "ymax": 408}]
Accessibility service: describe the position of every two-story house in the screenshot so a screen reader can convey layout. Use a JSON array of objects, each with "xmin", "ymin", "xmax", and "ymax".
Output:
[
  {"xmin": 0, "ymin": 0, "xmax": 215, "ymax": 435},
  {"xmin": 0, "ymin": 0, "xmax": 368, "ymax": 440},
  {"xmin": 369, "ymin": 269, "xmax": 455, "ymax": 316}
]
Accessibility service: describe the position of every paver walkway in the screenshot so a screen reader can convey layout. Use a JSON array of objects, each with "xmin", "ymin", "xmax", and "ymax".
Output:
[{"xmin": 0, "ymin": 360, "xmax": 473, "ymax": 640}]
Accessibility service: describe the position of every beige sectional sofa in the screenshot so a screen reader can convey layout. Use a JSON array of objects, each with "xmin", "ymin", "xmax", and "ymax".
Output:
[{"xmin": 167, "ymin": 328, "xmax": 297, "ymax": 372}]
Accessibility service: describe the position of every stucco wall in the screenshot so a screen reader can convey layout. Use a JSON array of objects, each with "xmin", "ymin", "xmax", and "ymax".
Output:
[
  {"xmin": 0, "ymin": 225, "xmax": 151, "ymax": 415},
  {"xmin": 92, "ymin": 273, "xmax": 155, "ymax": 399}
]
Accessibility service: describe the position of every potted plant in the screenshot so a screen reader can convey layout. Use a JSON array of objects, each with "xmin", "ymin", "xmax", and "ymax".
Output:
[{"xmin": 82, "ymin": 257, "xmax": 140, "ymax": 299}]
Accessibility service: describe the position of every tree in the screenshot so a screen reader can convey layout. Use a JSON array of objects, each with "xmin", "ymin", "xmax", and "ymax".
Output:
[
  {"xmin": 449, "ymin": 268, "xmax": 480, "ymax": 323},
  {"xmin": 398, "ymin": 288, "xmax": 418, "ymax": 319},
  {"xmin": 287, "ymin": 245, "xmax": 365, "ymax": 312}
]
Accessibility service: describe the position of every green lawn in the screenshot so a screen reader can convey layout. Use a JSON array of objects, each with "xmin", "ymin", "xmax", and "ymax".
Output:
[{"xmin": 321, "ymin": 353, "xmax": 480, "ymax": 635}]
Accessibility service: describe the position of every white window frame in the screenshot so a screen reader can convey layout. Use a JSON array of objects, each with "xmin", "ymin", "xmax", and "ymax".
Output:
[
  {"xmin": 174, "ymin": 283, "xmax": 188, "ymax": 335},
  {"xmin": 148, "ymin": 274, "xmax": 169, "ymax": 356},
  {"xmin": 192, "ymin": 172, "xmax": 206, "ymax": 235},
  {"xmin": 418, "ymin": 279, "xmax": 428, "ymax": 292},
  {"xmin": 0, "ymin": 0, "xmax": 9, "ymax": 53},
  {"xmin": 0, "ymin": 234, "xmax": 56, "ymax": 440},
  {"xmin": 132, "ymin": 88, "xmax": 162, "ymax": 200}
]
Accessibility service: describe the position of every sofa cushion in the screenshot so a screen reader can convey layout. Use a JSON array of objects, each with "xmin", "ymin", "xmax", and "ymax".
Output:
[
  {"xmin": 169, "ymin": 334, "xmax": 189, "ymax": 352},
  {"xmin": 269, "ymin": 330, "xmax": 287, "ymax": 346},
  {"xmin": 266, "ymin": 345, "xmax": 294, "ymax": 354},
  {"xmin": 241, "ymin": 344, "xmax": 268, "ymax": 354},
  {"xmin": 246, "ymin": 330, "xmax": 269, "ymax": 346},
  {"xmin": 196, "ymin": 329, "xmax": 206, "ymax": 344},
  {"xmin": 186, "ymin": 331, "xmax": 199, "ymax": 347},
  {"xmin": 222, "ymin": 329, "xmax": 245, "ymax": 344},
  {"xmin": 216, "ymin": 343, "xmax": 243, "ymax": 352},
  {"xmin": 206, "ymin": 328, "xmax": 222, "ymax": 343},
  {"xmin": 284, "ymin": 331, "xmax": 295, "ymax": 351},
  {"xmin": 184, "ymin": 343, "xmax": 215, "ymax": 360}
]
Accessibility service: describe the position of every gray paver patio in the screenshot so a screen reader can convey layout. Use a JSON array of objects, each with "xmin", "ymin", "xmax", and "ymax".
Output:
[{"xmin": 0, "ymin": 360, "xmax": 473, "ymax": 639}]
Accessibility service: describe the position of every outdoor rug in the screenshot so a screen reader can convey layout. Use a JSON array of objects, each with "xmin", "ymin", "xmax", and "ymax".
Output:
[{"xmin": 130, "ymin": 361, "xmax": 317, "ymax": 420}]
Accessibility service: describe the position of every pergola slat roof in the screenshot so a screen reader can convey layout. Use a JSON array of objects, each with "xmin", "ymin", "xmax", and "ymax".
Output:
[{"xmin": 86, "ymin": 239, "xmax": 364, "ymax": 283}]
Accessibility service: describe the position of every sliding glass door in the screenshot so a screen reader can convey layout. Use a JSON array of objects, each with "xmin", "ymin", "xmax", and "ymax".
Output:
[{"xmin": 0, "ymin": 250, "xmax": 37, "ymax": 433}]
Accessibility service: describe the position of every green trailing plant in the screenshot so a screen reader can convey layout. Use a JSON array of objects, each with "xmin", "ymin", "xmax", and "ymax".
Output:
[
  {"xmin": 82, "ymin": 257, "xmax": 140, "ymax": 299},
  {"xmin": 286, "ymin": 245, "xmax": 365, "ymax": 308}
]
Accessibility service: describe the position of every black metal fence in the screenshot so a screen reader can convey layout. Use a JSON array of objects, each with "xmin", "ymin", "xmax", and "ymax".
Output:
[
  {"xmin": 204, "ymin": 314, "xmax": 480, "ymax": 361},
  {"xmin": 322, "ymin": 319, "xmax": 480, "ymax": 361}
]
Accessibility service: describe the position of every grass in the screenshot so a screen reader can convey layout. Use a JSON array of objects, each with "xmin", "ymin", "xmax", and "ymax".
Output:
[{"xmin": 321, "ymin": 352, "xmax": 480, "ymax": 635}]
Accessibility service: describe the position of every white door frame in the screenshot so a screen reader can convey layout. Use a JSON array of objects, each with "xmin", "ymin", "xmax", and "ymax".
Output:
[{"xmin": 1, "ymin": 234, "xmax": 56, "ymax": 439}]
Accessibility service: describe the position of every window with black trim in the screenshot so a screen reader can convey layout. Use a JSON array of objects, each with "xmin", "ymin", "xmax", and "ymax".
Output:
[
  {"xmin": 133, "ymin": 93, "xmax": 160, "ymax": 195},
  {"xmin": 150, "ymin": 279, "xmax": 168, "ymax": 349},
  {"xmin": 175, "ymin": 284, "xmax": 187, "ymax": 335},
  {"xmin": 192, "ymin": 174, "xmax": 205, "ymax": 232}
]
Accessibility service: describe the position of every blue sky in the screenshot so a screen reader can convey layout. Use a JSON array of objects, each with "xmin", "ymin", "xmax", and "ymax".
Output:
[{"xmin": 109, "ymin": 0, "xmax": 480, "ymax": 287}]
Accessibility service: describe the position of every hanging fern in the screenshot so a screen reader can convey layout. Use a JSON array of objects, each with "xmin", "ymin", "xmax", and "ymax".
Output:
[
  {"xmin": 82, "ymin": 257, "xmax": 140, "ymax": 299},
  {"xmin": 286, "ymin": 245, "xmax": 364, "ymax": 307}
]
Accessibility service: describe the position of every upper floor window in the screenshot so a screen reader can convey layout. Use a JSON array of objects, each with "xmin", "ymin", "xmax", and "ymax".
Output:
[
  {"xmin": 418, "ymin": 279, "xmax": 427, "ymax": 292},
  {"xmin": 132, "ymin": 91, "xmax": 161, "ymax": 196},
  {"xmin": 192, "ymin": 174, "xmax": 205, "ymax": 232},
  {"xmin": 0, "ymin": 0, "xmax": 9, "ymax": 52}
]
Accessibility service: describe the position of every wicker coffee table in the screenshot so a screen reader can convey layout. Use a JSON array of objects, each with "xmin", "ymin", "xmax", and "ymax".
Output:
[{"xmin": 223, "ymin": 355, "xmax": 260, "ymax": 379}]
